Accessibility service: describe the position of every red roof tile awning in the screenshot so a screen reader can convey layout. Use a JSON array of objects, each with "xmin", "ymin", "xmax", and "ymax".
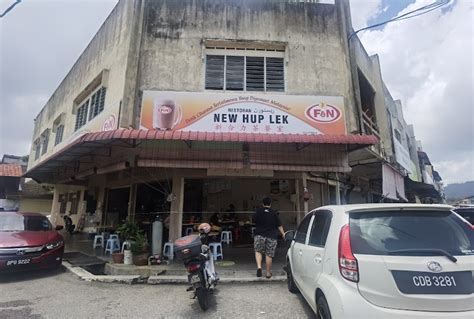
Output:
[
  {"xmin": 77, "ymin": 129, "xmax": 378, "ymax": 145},
  {"xmin": 0, "ymin": 164, "xmax": 23, "ymax": 177},
  {"xmin": 25, "ymin": 129, "xmax": 378, "ymax": 183}
]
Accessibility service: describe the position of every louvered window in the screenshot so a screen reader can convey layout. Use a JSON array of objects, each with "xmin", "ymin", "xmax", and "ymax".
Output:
[
  {"xmin": 226, "ymin": 56, "xmax": 245, "ymax": 91},
  {"xmin": 205, "ymin": 55, "xmax": 225, "ymax": 90},
  {"xmin": 266, "ymin": 57, "xmax": 285, "ymax": 92},
  {"xmin": 205, "ymin": 51, "xmax": 284, "ymax": 92},
  {"xmin": 55, "ymin": 125, "xmax": 64, "ymax": 146},
  {"xmin": 246, "ymin": 57, "xmax": 265, "ymax": 91},
  {"xmin": 75, "ymin": 101, "xmax": 89, "ymax": 131}
]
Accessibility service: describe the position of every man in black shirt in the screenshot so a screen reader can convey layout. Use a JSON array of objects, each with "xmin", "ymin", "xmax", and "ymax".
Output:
[{"xmin": 252, "ymin": 197, "xmax": 285, "ymax": 278}]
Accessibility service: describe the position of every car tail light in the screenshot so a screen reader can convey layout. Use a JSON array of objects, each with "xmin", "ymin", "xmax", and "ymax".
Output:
[
  {"xmin": 186, "ymin": 263, "xmax": 201, "ymax": 272},
  {"xmin": 338, "ymin": 224, "xmax": 359, "ymax": 282}
]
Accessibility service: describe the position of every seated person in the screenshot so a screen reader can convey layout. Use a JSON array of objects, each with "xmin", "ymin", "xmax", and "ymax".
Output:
[
  {"xmin": 210, "ymin": 212, "xmax": 220, "ymax": 226},
  {"xmin": 225, "ymin": 204, "xmax": 237, "ymax": 220}
]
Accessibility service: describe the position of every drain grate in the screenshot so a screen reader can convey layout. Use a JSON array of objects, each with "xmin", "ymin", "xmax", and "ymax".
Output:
[{"xmin": 81, "ymin": 264, "xmax": 106, "ymax": 275}]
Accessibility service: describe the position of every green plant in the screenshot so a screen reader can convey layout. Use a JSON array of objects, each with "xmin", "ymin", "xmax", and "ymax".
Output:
[
  {"xmin": 130, "ymin": 230, "xmax": 148, "ymax": 255},
  {"xmin": 116, "ymin": 219, "xmax": 139, "ymax": 242}
]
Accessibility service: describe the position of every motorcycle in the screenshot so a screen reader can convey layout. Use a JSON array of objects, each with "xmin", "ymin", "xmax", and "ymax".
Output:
[{"xmin": 174, "ymin": 223, "xmax": 219, "ymax": 311}]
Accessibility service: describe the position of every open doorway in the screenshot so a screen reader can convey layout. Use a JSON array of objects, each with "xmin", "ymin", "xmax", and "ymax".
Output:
[
  {"xmin": 358, "ymin": 69, "xmax": 378, "ymax": 136},
  {"xmin": 104, "ymin": 187, "xmax": 130, "ymax": 227}
]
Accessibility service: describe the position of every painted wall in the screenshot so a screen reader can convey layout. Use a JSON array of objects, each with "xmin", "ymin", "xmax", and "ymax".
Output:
[
  {"xmin": 49, "ymin": 185, "xmax": 87, "ymax": 227},
  {"xmin": 19, "ymin": 199, "xmax": 52, "ymax": 215}
]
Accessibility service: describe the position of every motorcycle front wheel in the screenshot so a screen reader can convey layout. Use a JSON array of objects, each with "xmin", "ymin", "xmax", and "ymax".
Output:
[{"xmin": 195, "ymin": 287, "xmax": 209, "ymax": 311}]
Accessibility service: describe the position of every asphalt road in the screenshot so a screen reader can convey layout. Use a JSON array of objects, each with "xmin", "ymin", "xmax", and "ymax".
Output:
[{"xmin": 0, "ymin": 267, "xmax": 316, "ymax": 318}]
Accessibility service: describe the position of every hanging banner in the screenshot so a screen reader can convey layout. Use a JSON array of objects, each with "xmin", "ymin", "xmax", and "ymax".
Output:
[{"xmin": 140, "ymin": 91, "xmax": 346, "ymax": 135}]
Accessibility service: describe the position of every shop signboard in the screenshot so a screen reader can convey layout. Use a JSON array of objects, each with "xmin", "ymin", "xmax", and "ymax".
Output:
[
  {"xmin": 393, "ymin": 139, "xmax": 415, "ymax": 174},
  {"xmin": 140, "ymin": 91, "xmax": 346, "ymax": 135}
]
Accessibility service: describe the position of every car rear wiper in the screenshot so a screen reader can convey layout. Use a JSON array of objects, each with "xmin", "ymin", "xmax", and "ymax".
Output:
[{"xmin": 387, "ymin": 249, "xmax": 458, "ymax": 263}]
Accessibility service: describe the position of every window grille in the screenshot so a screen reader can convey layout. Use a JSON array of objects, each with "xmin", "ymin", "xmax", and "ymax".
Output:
[
  {"xmin": 75, "ymin": 100, "xmax": 89, "ymax": 131},
  {"xmin": 89, "ymin": 87, "xmax": 107, "ymax": 121},
  {"xmin": 41, "ymin": 131, "xmax": 49, "ymax": 155},
  {"xmin": 55, "ymin": 125, "xmax": 64, "ymax": 146}
]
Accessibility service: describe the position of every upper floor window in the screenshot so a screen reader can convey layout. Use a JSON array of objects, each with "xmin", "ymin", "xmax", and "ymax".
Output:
[
  {"xmin": 41, "ymin": 130, "xmax": 50, "ymax": 155},
  {"xmin": 34, "ymin": 139, "xmax": 41, "ymax": 160},
  {"xmin": 205, "ymin": 48, "xmax": 285, "ymax": 92},
  {"xmin": 88, "ymin": 87, "xmax": 107, "ymax": 121},
  {"xmin": 74, "ymin": 86, "xmax": 107, "ymax": 131},
  {"xmin": 75, "ymin": 101, "xmax": 89, "ymax": 131},
  {"xmin": 55, "ymin": 124, "xmax": 64, "ymax": 146},
  {"xmin": 394, "ymin": 129, "xmax": 402, "ymax": 143}
]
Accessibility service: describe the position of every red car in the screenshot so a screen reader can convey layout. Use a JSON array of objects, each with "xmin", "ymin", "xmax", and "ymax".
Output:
[{"xmin": 0, "ymin": 211, "xmax": 64, "ymax": 272}]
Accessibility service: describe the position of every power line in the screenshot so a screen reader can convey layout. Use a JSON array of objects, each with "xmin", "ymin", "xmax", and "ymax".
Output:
[
  {"xmin": 349, "ymin": 0, "xmax": 450, "ymax": 41},
  {"xmin": 0, "ymin": 0, "xmax": 22, "ymax": 18}
]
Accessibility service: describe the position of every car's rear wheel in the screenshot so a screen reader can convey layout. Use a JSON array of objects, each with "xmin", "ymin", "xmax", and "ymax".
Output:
[
  {"xmin": 286, "ymin": 261, "xmax": 299, "ymax": 294},
  {"xmin": 316, "ymin": 294, "xmax": 331, "ymax": 319}
]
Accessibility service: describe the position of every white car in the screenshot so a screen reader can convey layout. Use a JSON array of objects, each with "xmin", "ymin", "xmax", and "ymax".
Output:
[{"xmin": 285, "ymin": 204, "xmax": 474, "ymax": 319}]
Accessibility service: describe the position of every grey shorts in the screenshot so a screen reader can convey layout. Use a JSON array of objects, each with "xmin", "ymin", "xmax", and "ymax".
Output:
[{"xmin": 254, "ymin": 235, "xmax": 278, "ymax": 258}]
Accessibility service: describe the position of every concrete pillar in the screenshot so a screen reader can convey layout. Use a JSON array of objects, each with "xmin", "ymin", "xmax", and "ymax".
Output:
[
  {"xmin": 168, "ymin": 176, "xmax": 184, "ymax": 242},
  {"xmin": 302, "ymin": 173, "xmax": 309, "ymax": 213},
  {"xmin": 50, "ymin": 186, "xmax": 61, "ymax": 226},
  {"xmin": 128, "ymin": 184, "xmax": 137, "ymax": 222},
  {"xmin": 96, "ymin": 186, "xmax": 106, "ymax": 225},
  {"xmin": 295, "ymin": 179, "xmax": 302, "ymax": 225},
  {"xmin": 335, "ymin": 174, "xmax": 342, "ymax": 205}
]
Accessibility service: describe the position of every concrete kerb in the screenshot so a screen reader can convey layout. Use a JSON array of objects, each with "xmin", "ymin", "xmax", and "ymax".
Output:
[
  {"xmin": 62, "ymin": 262, "xmax": 286, "ymax": 284},
  {"xmin": 62, "ymin": 261, "xmax": 142, "ymax": 284}
]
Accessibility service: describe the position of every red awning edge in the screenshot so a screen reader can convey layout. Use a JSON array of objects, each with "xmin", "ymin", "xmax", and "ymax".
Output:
[
  {"xmin": 76, "ymin": 129, "xmax": 378, "ymax": 145},
  {"xmin": 24, "ymin": 129, "xmax": 378, "ymax": 180}
]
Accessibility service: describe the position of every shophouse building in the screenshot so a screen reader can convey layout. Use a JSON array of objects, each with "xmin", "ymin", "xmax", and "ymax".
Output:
[{"xmin": 25, "ymin": 0, "xmax": 408, "ymax": 242}]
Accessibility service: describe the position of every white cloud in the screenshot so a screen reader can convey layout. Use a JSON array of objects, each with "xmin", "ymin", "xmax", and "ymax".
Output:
[
  {"xmin": 350, "ymin": 0, "xmax": 383, "ymax": 30},
  {"xmin": 0, "ymin": 0, "xmax": 118, "ymax": 157},
  {"xmin": 353, "ymin": 0, "xmax": 474, "ymax": 184}
]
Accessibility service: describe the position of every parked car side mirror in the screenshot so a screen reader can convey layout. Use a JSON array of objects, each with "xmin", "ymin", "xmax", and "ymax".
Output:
[
  {"xmin": 284, "ymin": 230, "xmax": 295, "ymax": 242},
  {"xmin": 55, "ymin": 225, "xmax": 64, "ymax": 231}
]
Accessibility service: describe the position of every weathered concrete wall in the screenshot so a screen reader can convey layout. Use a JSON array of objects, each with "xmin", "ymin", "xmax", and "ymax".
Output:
[
  {"xmin": 28, "ymin": 1, "xmax": 139, "ymax": 170},
  {"xmin": 352, "ymin": 35, "xmax": 393, "ymax": 157},
  {"xmin": 137, "ymin": 0, "xmax": 358, "ymax": 132}
]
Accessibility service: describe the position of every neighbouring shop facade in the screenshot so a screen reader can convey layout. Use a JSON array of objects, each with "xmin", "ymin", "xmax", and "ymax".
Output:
[{"xmin": 26, "ymin": 0, "xmax": 383, "ymax": 243}]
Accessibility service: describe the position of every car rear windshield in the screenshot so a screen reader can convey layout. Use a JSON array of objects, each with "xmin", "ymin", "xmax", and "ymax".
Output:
[
  {"xmin": 349, "ymin": 210, "xmax": 474, "ymax": 256},
  {"xmin": 0, "ymin": 215, "xmax": 52, "ymax": 231}
]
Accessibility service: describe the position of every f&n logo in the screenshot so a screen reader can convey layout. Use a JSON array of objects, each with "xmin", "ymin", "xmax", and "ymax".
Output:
[{"xmin": 305, "ymin": 103, "xmax": 341, "ymax": 123}]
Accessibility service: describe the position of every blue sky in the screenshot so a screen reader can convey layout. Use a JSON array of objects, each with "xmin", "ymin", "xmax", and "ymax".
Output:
[{"xmin": 367, "ymin": 0, "xmax": 416, "ymax": 28}]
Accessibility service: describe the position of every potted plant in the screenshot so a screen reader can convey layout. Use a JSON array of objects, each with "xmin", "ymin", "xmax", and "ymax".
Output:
[
  {"xmin": 131, "ymin": 230, "xmax": 149, "ymax": 266},
  {"xmin": 112, "ymin": 251, "xmax": 124, "ymax": 263},
  {"xmin": 116, "ymin": 219, "xmax": 140, "ymax": 265}
]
